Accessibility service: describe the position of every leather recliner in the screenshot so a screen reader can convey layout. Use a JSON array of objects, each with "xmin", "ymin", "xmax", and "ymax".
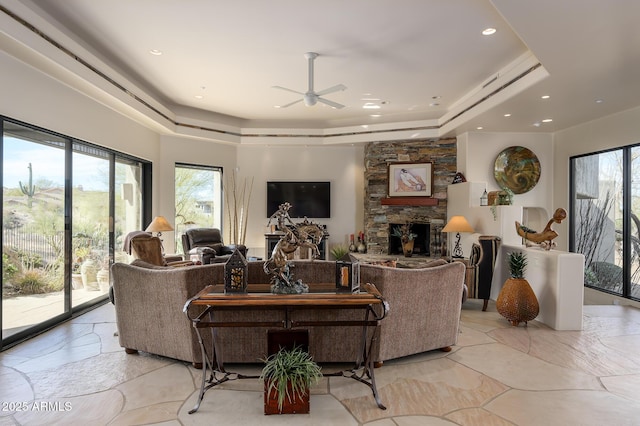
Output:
[{"xmin": 181, "ymin": 228, "xmax": 247, "ymax": 263}]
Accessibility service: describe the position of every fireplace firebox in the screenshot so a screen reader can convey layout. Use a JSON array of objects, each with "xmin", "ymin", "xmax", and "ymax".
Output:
[{"xmin": 388, "ymin": 223, "xmax": 430, "ymax": 256}]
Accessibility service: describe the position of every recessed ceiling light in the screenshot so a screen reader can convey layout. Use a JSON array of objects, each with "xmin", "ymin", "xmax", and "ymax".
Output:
[
  {"xmin": 194, "ymin": 95, "xmax": 203, "ymax": 99},
  {"xmin": 542, "ymin": 118, "xmax": 553, "ymax": 123},
  {"xmin": 541, "ymin": 95, "xmax": 550, "ymax": 99},
  {"xmin": 361, "ymin": 125, "xmax": 369, "ymax": 129},
  {"xmin": 504, "ymin": 113, "xmax": 511, "ymax": 117},
  {"xmin": 369, "ymin": 114, "xmax": 381, "ymax": 118},
  {"xmin": 476, "ymin": 126, "xmax": 484, "ymax": 130},
  {"xmin": 482, "ymin": 28, "xmax": 497, "ymax": 36},
  {"xmin": 429, "ymin": 102, "xmax": 440, "ymax": 107},
  {"xmin": 363, "ymin": 103, "xmax": 381, "ymax": 110},
  {"xmin": 532, "ymin": 122, "xmax": 541, "ymax": 127},
  {"xmin": 432, "ymin": 95, "xmax": 441, "ymax": 100},
  {"xmin": 149, "ymin": 49, "xmax": 163, "ymax": 56},
  {"xmin": 595, "ymin": 99, "xmax": 604, "ymax": 104}
]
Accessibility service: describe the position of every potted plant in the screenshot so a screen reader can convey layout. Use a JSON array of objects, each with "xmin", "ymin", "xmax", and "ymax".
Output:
[
  {"xmin": 260, "ymin": 345, "xmax": 322, "ymax": 415},
  {"xmin": 496, "ymin": 251, "xmax": 539, "ymax": 326},
  {"xmin": 391, "ymin": 223, "xmax": 418, "ymax": 257},
  {"xmin": 329, "ymin": 244, "xmax": 350, "ymax": 261}
]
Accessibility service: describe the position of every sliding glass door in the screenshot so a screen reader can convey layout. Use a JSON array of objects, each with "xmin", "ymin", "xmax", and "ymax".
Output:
[
  {"xmin": 1, "ymin": 117, "xmax": 150, "ymax": 349},
  {"xmin": 2, "ymin": 122, "xmax": 67, "ymax": 339},
  {"xmin": 71, "ymin": 145, "xmax": 110, "ymax": 307}
]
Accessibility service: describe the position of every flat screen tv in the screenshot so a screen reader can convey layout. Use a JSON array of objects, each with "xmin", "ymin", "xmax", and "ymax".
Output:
[{"xmin": 267, "ymin": 181, "xmax": 331, "ymax": 218}]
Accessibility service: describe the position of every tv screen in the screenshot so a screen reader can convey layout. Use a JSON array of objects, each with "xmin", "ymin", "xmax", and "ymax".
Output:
[{"xmin": 267, "ymin": 181, "xmax": 331, "ymax": 218}]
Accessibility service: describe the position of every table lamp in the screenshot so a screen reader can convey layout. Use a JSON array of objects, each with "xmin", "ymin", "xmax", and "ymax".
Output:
[
  {"xmin": 145, "ymin": 216, "xmax": 174, "ymax": 238},
  {"xmin": 442, "ymin": 215, "xmax": 474, "ymax": 258}
]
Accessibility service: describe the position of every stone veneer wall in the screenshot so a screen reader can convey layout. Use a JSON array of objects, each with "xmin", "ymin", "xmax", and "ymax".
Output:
[{"xmin": 364, "ymin": 138, "xmax": 457, "ymax": 255}]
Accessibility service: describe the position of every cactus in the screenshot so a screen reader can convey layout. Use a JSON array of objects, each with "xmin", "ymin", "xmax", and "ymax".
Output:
[{"xmin": 19, "ymin": 163, "xmax": 36, "ymax": 209}]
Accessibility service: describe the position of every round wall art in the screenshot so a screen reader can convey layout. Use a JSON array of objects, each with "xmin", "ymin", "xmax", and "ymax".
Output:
[{"xmin": 494, "ymin": 146, "xmax": 541, "ymax": 194}]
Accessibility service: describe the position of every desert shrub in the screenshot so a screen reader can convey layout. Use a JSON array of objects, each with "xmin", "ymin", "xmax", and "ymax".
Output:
[
  {"xmin": 18, "ymin": 251, "xmax": 44, "ymax": 269},
  {"xmin": 12, "ymin": 267, "xmax": 62, "ymax": 294},
  {"xmin": 2, "ymin": 253, "xmax": 19, "ymax": 281},
  {"xmin": 12, "ymin": 269, "xmax": 49, "ymax": 294}
]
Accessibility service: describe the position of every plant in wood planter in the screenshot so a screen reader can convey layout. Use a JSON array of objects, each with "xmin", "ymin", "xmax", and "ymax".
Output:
[
  {"xmin": 496, "ymin": 251, "xmax": 539, "ymax": 326},
  {"xmin": 391, "ymin": 223, "xmax": 418, "ymax": 257},
  {"xmin": 260, "ymin": 345, "xmax": 322, "ymax": 415}
]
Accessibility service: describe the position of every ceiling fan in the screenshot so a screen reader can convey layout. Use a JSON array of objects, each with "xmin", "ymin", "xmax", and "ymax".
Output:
[{"xmin": 273, "ymin": 52, "xmax": 347, "ymax": 109}]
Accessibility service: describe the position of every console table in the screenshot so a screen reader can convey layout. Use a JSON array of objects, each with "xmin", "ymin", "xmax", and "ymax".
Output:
[{"xmin": 183, "ymin": 284, "xmax": 388, "ymax": 414}]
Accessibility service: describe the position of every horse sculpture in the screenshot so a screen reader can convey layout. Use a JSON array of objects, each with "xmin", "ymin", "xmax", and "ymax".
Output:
[{"xmin": 263, "ymin": 220, "xmax": 325, "ymax": 293}]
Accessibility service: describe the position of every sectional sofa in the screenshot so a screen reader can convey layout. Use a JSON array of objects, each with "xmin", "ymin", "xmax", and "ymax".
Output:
[{"xmin": 111, "ymin": 259, "xmax": 466, "ymax": 367}]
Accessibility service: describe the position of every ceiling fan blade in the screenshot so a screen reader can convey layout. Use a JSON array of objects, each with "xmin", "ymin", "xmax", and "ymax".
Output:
[
  {"xmin": 272, "ymin": 85, "xmax": 304, "ymax": 96},
  {"xmin": 316, "ymin": 84, "xmax": 347, "ymax": 97},
  {"xmin": 279, "ymin": 98, "xmax": 303, "ymax": 108},
  {"xmin": 317, "ymin": 97, "xmax": 345, "ymax": 109}
]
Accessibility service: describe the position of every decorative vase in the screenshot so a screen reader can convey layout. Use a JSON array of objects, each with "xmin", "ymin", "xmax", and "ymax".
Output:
[
  {"xmin": 81, "ymin": 259, "xmax": 99, "ymax": 291},
  {"xmin": 97, "ymin": 268, "xmax": 110, "ymax": 293},
  {"xmin": 496, "ymin": 278, "xmax": 539, "ymax": 326},
  {"xmin": 71, "ymin": 273, "xmax": 84, "ymax": 290},
  {"xmin": 402, "ymin": 239, "xmax": 415, "ymax": 257}
]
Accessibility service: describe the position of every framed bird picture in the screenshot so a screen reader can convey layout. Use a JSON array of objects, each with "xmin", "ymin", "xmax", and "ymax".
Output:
[{"xmin": 388, "ymin": 163, "xmax": 433, "ymax": 197}]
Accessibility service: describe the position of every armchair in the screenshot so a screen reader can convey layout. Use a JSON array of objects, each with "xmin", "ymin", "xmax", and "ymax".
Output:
[
  {"xmin": 124, "ymin": 231, "xmax": 192, "ymax": 267},
  {"xmin": 466, "ymin": 235, "xmax": 501, "ymax": 311},
  {"xmin": 181, "ymin": 228, "xmax": 247, "ymax": 263}
]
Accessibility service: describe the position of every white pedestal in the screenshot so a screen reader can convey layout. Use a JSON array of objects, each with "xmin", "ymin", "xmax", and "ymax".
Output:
[{"xmin": 490, "ymin": 244, "xmax": 585, "ymax": 330}]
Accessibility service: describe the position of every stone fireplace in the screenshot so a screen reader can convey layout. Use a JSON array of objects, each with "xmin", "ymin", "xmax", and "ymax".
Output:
[{"xmin": 363, "ymin": 138, "xmax": 456, "ymax": 255}]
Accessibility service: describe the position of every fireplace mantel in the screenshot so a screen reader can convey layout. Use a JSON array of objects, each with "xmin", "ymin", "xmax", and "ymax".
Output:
[{"xmin": 381, "ymin": 197, "xmax": 439, "ymax": 206}]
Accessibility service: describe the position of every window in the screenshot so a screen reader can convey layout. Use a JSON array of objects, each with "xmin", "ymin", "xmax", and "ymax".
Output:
[
  {"xmin": 1, "ymin": 117, "xmax": 150, "ymax": 349},
  {"xmin": 570, "ymin": 146, "xmax": 640, "ymax": 300},
  {"xmin": 174, "ymin": 163, "xmax": 222, "ymax": 254}
]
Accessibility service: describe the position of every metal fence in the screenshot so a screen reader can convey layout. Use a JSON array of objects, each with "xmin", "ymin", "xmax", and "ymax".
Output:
[{"xmin": 3, "ymin": 226, "xmax": 64, "ymax": 265}]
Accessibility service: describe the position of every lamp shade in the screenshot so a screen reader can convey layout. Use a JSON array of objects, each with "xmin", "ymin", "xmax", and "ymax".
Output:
[
  {"xmin": 145, "ymin": 216, "xmax": 174, "ymax": 233},
  {"xmin": 442, "ymin": 215, "xmax": 474, "ymax": 233}
]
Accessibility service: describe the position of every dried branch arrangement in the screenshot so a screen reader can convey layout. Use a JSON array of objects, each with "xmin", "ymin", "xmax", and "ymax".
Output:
[{"xmin": 224, "ymin": 169, "xmax": 254, "ymax": 245}]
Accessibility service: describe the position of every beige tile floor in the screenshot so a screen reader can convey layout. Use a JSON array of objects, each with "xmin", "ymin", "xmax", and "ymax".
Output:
[{"xmin": 2, "ymin": 299, "xmax": 640, "ymax": 425}]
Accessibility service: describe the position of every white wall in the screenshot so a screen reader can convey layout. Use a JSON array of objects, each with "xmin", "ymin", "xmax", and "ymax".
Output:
[
  {"xmin": 0, "ymin": 52, "xmax": 160, "ymax": 161},
  {"xmin": 458, "ymin": 131, "xmax": 554, "ymax": 215},
  {"xmin": 237, "ymin": 144, "xmax": 364, "ymax": 258}
]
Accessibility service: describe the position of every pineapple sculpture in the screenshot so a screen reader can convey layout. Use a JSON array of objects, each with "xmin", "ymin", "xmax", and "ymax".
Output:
[{"xmin": 496, "ymin": 252, "xmax": 539, "ymax": 326}]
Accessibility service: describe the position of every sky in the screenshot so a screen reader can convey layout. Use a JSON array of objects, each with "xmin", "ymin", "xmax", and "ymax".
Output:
[{"xmin": 3, "ymin": 137, "xmax": 108, "ymax": 191}]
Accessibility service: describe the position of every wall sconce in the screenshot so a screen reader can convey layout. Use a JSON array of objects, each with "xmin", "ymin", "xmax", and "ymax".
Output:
[{"xmin": 442, "ymin": 215, "xmax": 474, "ymax": 258}]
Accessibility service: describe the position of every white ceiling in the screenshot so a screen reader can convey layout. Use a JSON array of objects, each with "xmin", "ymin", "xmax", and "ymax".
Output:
[{"xmin": 7, "ymin": 0, "xmax": 640, "ymax": 137}]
